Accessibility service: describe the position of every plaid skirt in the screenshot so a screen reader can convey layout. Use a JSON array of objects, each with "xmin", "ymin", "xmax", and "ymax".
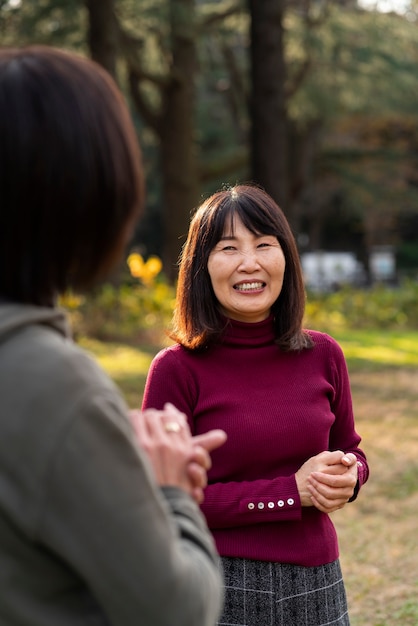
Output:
[{"xmin": 218, "ymin": 557, "xmax": 350, "ymax": 626}]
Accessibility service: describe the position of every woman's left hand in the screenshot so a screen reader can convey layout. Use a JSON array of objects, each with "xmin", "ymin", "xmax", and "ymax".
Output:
[{"xmin": 307, "ymin": 453, "xmax": 358, "ymax": 513}]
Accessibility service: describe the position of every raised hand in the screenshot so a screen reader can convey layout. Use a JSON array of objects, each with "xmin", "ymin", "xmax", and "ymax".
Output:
[{"xmin": 130, "ymin": 403, "xmax": 226, "ymax": 503}]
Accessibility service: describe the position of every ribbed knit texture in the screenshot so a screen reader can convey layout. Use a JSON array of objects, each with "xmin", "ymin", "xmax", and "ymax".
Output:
[{"xmin": 142, "ymin": 316, "xmax": 369, "ymax": 567}]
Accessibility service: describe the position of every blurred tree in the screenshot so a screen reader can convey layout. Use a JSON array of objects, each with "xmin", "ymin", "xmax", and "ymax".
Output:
[
  {"xmin": 287, "ymin": 5, "xmax": 418, "ymax": 272},
  {"xmin": 85, "ymin": 0, "xmax": 118, "ymax": 79},
  {"xmin": 102, "ymin": 0, "xmax": 244, "ymax": 279},
  {"xmin": 118, "ymin": 0, "xmax": 199, "ymax": 279},
  {"xmin": 247, "ymin": 0, "xmax": 332, "ymax": 225},
  {"xmin": 248, "ymin": 0, "xmax": 288, "ymax": 208}
]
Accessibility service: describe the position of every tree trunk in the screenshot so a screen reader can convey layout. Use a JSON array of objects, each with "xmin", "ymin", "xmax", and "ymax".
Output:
[
  {"xmin": 85, "ymin": 0, "xmax": 118, "ymax": 81},
  {"xmin": 160, "ymin": 0, "xmax": 199, "ymax": 281},
  {"xmin": 248, "ymin": 0, "xmax": 288, "ymax": 210}
]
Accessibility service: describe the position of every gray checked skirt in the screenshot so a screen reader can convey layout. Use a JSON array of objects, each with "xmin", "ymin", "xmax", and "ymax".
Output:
[{"xmin": 218, "ymin": 557, "xmax": 350, "ymax": 626}]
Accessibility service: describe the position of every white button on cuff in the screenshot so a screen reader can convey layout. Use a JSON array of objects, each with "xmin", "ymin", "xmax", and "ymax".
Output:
[
  {"xmin": 258, "ymin": 502, "xmax": 265, "ymax": 509},
  {"xmin": 248, "ymin": 502, "xmax": 255, "ymax": 510},
  {"xmin": 287, "ymin": 498, "xmax": 294, "ymax": 506},
  {"xmin": 268, "ymin": 502, "xmax": 274, "ymax": 509},
  {"xmin": 278, "ymin": 500, "xmax": 284, "ymax": 507}
]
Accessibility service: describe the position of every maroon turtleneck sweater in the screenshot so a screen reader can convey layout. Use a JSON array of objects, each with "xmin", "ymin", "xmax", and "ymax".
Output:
[{"xmin": 142, "ymin": 317, "xmax": 369, "ymax": 566}]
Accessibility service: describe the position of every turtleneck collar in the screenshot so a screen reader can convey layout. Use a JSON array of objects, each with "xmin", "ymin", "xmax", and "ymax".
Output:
[{"xmin": 220, "ymin": 315, "xmax": 276, "ymax": 348}]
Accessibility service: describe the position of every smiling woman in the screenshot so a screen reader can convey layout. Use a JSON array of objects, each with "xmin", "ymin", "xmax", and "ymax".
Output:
[{"xmin": 142, "ymin": 183, "xmax": 370, "ymax": 626}]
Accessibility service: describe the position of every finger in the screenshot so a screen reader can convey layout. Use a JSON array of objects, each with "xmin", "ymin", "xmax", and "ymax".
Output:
[
  {"xmin": 309, "ymin": 492, "xmax": 333, "ymax": 513},
  {"xmin": 159, "ymin": 405, "xmax": 192, "ymax": 440},
  {"xmin": 341, "ymin": 453, "xmax": 357, "ymax": 466},
  {"xmin": 140, "ymin": 408, "xmax": 172, "ymax": 439},
  {"xmin": 308, "ymin": 478, "xmax": 354, "ymax": 505},
  {"xmin": 162, "ymin": 421, "xmax": 184, "ymax": 435},
  {"xmin": 320, "ymin": 464, "xmax": 351, "ymax": 476},
  {"xmin": 190, "ymin": 445, "xmax": 212, "ymax": 471},
  {"xmin": 324, "ymin": 450, "xmax": 346, "ymax": 465},
  {"xmin": 130, "ymin": 409, "xmax": 154, "ymax": 443},
  {"xmin": 308, "ymin": 485, "xmax": 348, "ymax": 511},
  {"xmin": 191, "ymin": 487, "xmax": 205, "ymax": 504},
  {"xmin": 187, "ymin": 462, "xmax": 208, "ymax": 490},
  {"xmin": 311, "ymin": 497, "xmax": 345, "ymax": 514},
  {"xmin": 193, "ymin": 430, "xmax": 227, "ymax": 452},
  {"xmin": 311, "ymin": 484, "xmax": 351, "ymax": 504},
  {"xmin": 144, "ymin": 409, "xmax": 186, "ymax": 442},
  {"xmin": 310, "ymin": 471, "xmax": 357, "ymax": 490},
  {"xmin": 163, "ymin": 403, "xmax": 189, "ymax": 428},
  {"xmin": 142, "ymin": 410, "xmax": 167, "ymax": 438}
]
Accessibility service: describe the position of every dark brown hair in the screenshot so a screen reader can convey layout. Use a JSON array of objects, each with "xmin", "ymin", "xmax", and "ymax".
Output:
[
  {"xmin": 0, "ymin": 45, "xmax": 144, "ymax": 305},
  {"xmin": 170, "ymin": 184, "xmax": 313, "ymax": 351}
]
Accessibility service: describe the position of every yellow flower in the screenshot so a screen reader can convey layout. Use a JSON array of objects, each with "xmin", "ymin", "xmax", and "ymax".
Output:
[
  {"xmin": 127, "ymin": 253, "xmax": 145, "ymax": 278},
  {"xmin": 59, "ymin": 291, "xmax": 84, "ymax": 310},
  {"xmin": 145, "ymin": 256, "xmax": 162, "ymax": 277},
  {"xmin": 127, "ymin": 253, "xmax": 162, "ymax": 285}
]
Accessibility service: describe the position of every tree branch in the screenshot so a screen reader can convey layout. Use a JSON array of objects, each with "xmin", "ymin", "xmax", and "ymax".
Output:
[
  {"xmin": 286, "ymin": 57, "xmax": 311, "ymax": 98},
  {"xmin": 127, "ymin": 68, "xmax": 163, "ymax": 133},
  {"xmin": 198, "ymin": 1, "xmax": 243, "ymax": 32}
]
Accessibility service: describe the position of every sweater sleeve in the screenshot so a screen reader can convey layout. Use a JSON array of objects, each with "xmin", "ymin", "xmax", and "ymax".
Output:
[
  {"xmin": 200, "ymin": 475, "xmax": 302, "ymax": 528},
  {"xmin": 325, "ymin": 335, "xmax": 369, "ymax": 497},
  {"xmin": 38, "ymin": 390, "xmax": 223, "ymax": 626}
]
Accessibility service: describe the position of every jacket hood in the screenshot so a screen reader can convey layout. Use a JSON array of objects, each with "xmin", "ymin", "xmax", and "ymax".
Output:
[{"xmin": 0, "ymin": 302, "xmax": 70, "ymax": 344}]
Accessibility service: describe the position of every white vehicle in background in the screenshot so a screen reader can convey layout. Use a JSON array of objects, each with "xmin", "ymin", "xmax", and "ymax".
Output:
[{"xmin": 301, "ymin": 251, "xmax": 367, "ymax": 292}]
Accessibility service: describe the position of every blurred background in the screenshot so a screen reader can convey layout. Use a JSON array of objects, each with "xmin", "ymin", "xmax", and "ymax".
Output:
[{"xmin": 2, "ymin": 0, "xmax": 418, "ymax": 288}]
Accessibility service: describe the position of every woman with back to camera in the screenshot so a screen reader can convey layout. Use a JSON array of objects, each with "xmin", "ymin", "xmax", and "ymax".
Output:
[
  {"xmin": 142, "ymin": 184, "xmax": 369, "ymax": 626},
  {"xmin": 0, "ymin": 45, "xmax": 227, "ymax": 626}
]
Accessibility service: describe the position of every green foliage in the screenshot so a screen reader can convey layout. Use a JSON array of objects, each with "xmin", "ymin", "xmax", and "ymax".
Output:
[
  {"xmin": 382, "ymin": 464, "xmax": 418, "ymax": 500},
  {"xmin": 393, "ymin": 599, "xmax": 418, "ymax": 624},
  {"xmin": 0, "ymin": 0, "xmax": 86, "ymax": 49},
  {"xmin": 287, "ymin": 6, "xmax": 418, "ymax": 122},
  {"xmin": 65, "ymin": 278, "xmax": 176, "ymax": 346},
  {"xmin": 305, "ymin": 279, "xmax": 418, "ymax": 332}
]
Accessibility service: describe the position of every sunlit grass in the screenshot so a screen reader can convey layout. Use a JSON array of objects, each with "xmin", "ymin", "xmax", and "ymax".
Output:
[
  {"xmin": 79, "ymin": 337, "xmax": 155, "ymax": 372},
  {"xmin": 78, "ymin": 337, "xmax": 156, "ymax": 407},
  {"xmin": 325, "ymin": 329, "xmax": 418, "ymax": 368}
]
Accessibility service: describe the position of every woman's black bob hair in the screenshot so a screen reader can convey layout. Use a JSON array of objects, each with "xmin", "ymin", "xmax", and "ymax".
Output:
[
  {"xmin": 0, "ymin": 45, "xmax": 144, "ymax": 305},
  {"xmin": 170, "ymin": 184, "xmax": 313, "ymax": 351}
]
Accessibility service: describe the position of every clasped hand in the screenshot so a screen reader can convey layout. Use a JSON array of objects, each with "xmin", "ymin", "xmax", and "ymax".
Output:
[
  {"xmin": 130, "ymin": 403, "xmax": 227, "ymax": 504},
  {"xmin": 295, "ymin": 450, "xmax": 358, "ymax": 513}
]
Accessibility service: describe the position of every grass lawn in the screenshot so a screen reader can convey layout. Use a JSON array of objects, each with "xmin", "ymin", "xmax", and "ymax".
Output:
[
  {"xmin": 330, "ymin": 330, "xmax": 418, "ymax": 626},
  {"xmin": 79, "ymin": 329, "xmax": 418, "ymax": 626}
]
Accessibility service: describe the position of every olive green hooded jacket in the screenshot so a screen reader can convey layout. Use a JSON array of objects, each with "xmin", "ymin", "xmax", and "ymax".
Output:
[{"xmin": 0, "ymin": 302, "xmax": 223, "ymax": 626}]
